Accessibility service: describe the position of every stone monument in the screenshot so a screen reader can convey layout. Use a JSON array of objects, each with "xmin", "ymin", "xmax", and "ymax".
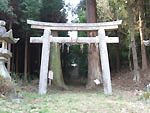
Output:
[{"xmin": 0, "ymin": 20, "xmax": 19, "ymax": 80}]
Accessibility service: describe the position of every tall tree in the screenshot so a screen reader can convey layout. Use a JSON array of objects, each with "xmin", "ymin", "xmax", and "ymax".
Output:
[
  {"xmin": 7, "ymin": 0, "xmax": 14, "ymax": 72},
  {"xmin": 138, "ymin": 0, "xmax": 148, "ymax": 71},
  {"xmin": 41, "ymin": 0, "xmax": 66, "ymax": 88},
  {"xmin": 18, "ymin": 0, "xmax": 41, "ymax": 81},
  {"xmin": 50, "ymin": 32, "xmax": 66, "ymax": 88},
  {"xmin": 126, "ymin": 0, "xmax": 140, "ymax": 83},
  {"xmin": 86, "ymin": 0, "xmax": 102, "ymax": 88}
]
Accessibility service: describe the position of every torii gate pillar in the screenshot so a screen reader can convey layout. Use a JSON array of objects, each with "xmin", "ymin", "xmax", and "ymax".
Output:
[
  {"xmin": 39, "ymin": 28, "xmax": 51, "ymax": 95},
  {"xmin": 99, "ymin": 28, "xmax": 112, "ymax": 94}
]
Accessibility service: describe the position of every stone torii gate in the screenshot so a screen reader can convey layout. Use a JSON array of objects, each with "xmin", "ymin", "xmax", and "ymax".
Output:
[{"xmin": 27, "ymin": 20, "xmax": 122, "ymax": 95}]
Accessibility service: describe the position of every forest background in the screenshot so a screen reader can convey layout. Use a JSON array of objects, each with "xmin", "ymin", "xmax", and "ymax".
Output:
[{"xmin": 0, "ymin": 0, "xmax": 150, "ymax": 87}]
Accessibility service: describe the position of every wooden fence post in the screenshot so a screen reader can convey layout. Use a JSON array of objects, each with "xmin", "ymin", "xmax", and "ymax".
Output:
[
  {"xmin": 39, "ymin": 28, "xmax": 51, "ymax": 95},
  {"xmin": 98, "ymin": 28, "xmax": 112, "ymax": 95}
]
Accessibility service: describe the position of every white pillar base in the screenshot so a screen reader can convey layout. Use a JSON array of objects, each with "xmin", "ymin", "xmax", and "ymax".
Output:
[{"xmin": 0, "ymin": 57, "xmax": 11, "ymax": 80}]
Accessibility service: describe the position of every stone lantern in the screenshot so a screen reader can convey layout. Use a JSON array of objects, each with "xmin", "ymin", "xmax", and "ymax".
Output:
[{"xmin": 0, "ymin": 20, "xmax": 19, "ymax": 80}]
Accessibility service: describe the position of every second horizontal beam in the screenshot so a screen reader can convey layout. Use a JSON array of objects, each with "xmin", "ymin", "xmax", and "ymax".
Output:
[{"xmin": 30, "ymin": 36, "xmax": 119, "ymax": 44}]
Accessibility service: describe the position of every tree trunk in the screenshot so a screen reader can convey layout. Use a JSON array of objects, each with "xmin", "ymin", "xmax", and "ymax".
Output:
[
  {"xmin": 38, "ymin": 44, "xmax": 42, "ymax": 75},
  {"xmin": 116, "ymin": 43, "xmax": 120, "ymax": 72},
  {"xmin": 127, "ymin": 1, "xmax": 140, "ymax": 83},
  {"xmin": 50, "ymin": 31, "xmax": 66, "ymax": 88},
  {"xmin": 138, "ymin": 0, "xmax": 148, "ymax": 71},
  {"xmin": 24, "ymin": 37, "xmax": 28, "ymax": 81},
  {"xmin": 7, "ymin": 16, "xmax": 13, "ymax": 72},
  {"xmin": 86, "ymin": 0, "xmax": 102, "ymax": 89},
  {"xmin": 16, "ymin": 44, "xmax": 19, "ymax": 73},
  {"xmin": 116, "ymin": 31, "xmax": 120, "ymax": 72},
  {"xmin": 7, "ymin": 44, "xmax": 11, "ymax": 72}
]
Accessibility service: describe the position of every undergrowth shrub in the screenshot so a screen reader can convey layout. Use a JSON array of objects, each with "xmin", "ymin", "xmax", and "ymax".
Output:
[{"xmin": 0, "ymin": 75, "xmax": 14, "ymax": 96}]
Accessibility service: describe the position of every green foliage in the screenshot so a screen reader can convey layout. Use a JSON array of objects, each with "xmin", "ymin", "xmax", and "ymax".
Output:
[
  {"xmin": 1, "ymin": 0, "xmax": 149, "ymax": 82},
  {"xmin": 0, "ymin": 0, "xmax": 67, "ymax": 82},
  {"xmin": 75, "ymin": 0, "xmax": 86, "ymax": 23},
  {"xmin": 142, "ymin": 85, "xmax": 150, "ymax": 102},
  {"xmin": 16, "ymin": 0, "xmax": 42, "ymax": 36},
  {"xmin": 0, "ymin": 0, "xmax": 9, "ymax": 12},
  {"xmin": 10, "ymin": 72, "xmax": 38, "ymax": 82},
  {"xmin": 96, "ymin": 0, "xmax": 141, "ymax": 70},
  {"xmin": 18, "ymin": 0, "xmax": 41, "ymax": 21},
  {"xmin": 0, "ymin": 0, "xmax": 13, "ymax": 15},
  {"xmin": 41, "ymin": 0, "xmax": 66, "ymax": 22},
  {"xmin": 62, "ymin": 44, "xmax": 88, "ymax": 80},
  {"xmin": 74, "ymin": 0, "xmax": 131, "ymax": 71},
  {"xmin": 70, "ymin": 45, "xmax": 88, "ymax": 76},
  {"xmin": 61, "ymin": 0, "xmax": 88, "ymax": 79},
  {"xmin": 143, "ymin": 92, "xmax": 150, "ymax": 102}
]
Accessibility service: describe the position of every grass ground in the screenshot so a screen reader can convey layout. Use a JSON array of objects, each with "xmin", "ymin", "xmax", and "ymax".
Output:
[
  {"xmin": 0, "ymin": 85, "xmax": 150, "ymax": 113},
  {"xmin": 1, "ymin": 71, "xmax": 150, "ymax": 113}
]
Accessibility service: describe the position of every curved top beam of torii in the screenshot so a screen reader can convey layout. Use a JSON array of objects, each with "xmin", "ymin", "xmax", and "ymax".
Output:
[
  {"xmin": 27, "ymin": 20, "xmax": 122, "ymax": 31},
  {"xmin": 28, "ymin": 20, "xmax": 122, "ymax": 44}
]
